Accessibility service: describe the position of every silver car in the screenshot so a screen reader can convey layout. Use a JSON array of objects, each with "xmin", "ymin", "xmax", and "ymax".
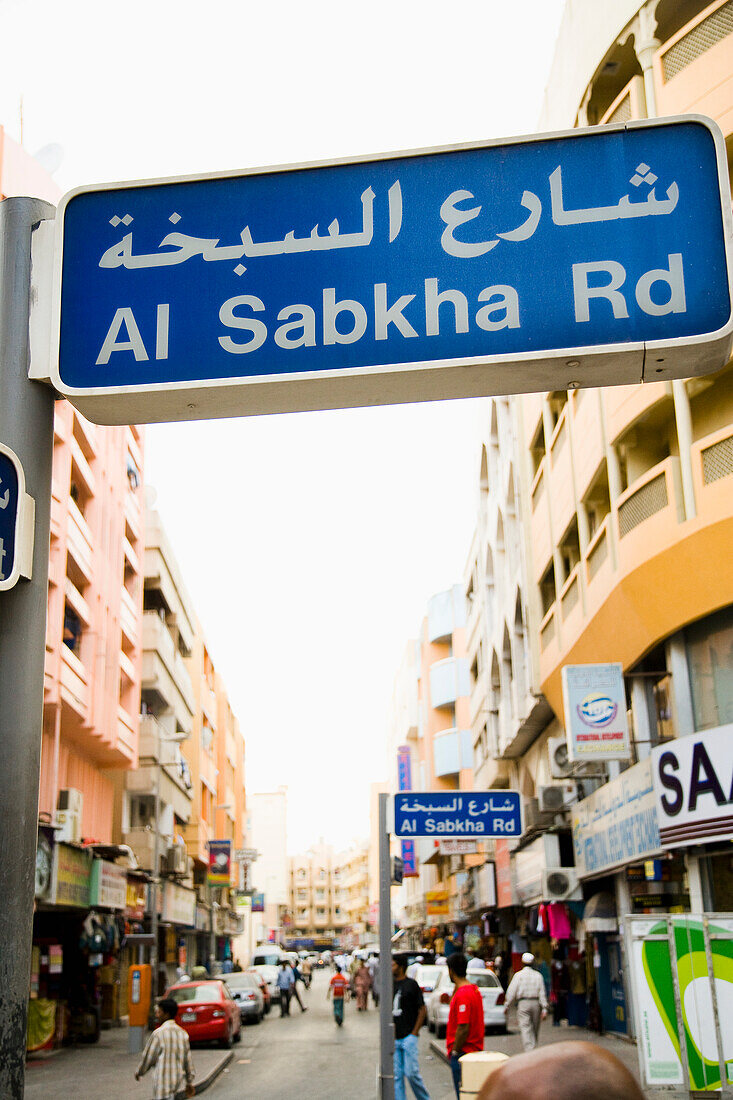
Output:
[
  {"xmin": 226, "ymin": 972, "xmax": 265, "ymax": 1023},
  {"xmin": 425, "ymin": 968, "xmax": 507, "ymax": 1038}
]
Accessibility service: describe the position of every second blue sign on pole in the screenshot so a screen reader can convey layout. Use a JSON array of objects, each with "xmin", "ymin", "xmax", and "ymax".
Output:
[{"xmin": 394, "ymin": 791, "xmax": 522, "ymax": 837}]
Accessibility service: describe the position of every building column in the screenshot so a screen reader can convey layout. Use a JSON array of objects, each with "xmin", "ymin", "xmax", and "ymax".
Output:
[
  {"xmin": 630, "ymin": 677, "xmax": 656, "ymax": 761},
  {"xmin": 634, "ymin": 1, "xmax": 661, "ymax": 118},
  {"xmin": 673, "ymin": 380, "xmax": 697, "ymax": 520},
  {"xmin": 666, "ymin": 633, "xmax": 695, "ymax": 737}
]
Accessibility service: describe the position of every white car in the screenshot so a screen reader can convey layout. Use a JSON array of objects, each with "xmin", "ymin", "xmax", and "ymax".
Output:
[
  {"xmin": 251, "ymin": 963, "xmax": 281, "ymax": 1004},
  {"xmin": 413, "ymin": 963, "xmax": 443, "ymax": 996},
  {"xmin": 425, "ymin": 968, "xmax": 507, "ymax": 1038}
]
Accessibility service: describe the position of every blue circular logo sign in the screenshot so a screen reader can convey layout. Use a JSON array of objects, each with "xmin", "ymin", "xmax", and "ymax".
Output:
[{"xmin": 577, "ymin": 692, "xmax": 618, "ymax": 728}]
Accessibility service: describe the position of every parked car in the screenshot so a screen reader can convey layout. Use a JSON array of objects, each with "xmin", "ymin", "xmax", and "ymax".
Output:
[
  {"xmin": 412, "ymin": 963, "xmax": 442, "ymax": 996},
  {"xmin": 225, "ymin": 971, "xmax": 265, "ymax": 1023},
  {"xmin": 425, "ymin": 968, "xmax": 506, "ymax": 1039},
  {"xmin": 251, "ymin": 945, "xmax": 286, "ymax": 967},
  {"xmin": 165, "ymin": 981, "xmax": 242, "ymax": 1047},
  {"xmin": 251, "ymin": 963, "xmax": 281, "ymax": 1004},
  {"xmin": 246, "ymin": 968, "xmax": 272, "ymax": 1013}
]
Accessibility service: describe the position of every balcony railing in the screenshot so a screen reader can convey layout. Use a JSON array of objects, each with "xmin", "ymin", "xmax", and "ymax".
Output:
[
  {"xmin": 433, "ymin": 728, "xmax": 472, "ymax": 778},
  {"xmin": 429, "ymin": 658, "xmax": 470, "ymax": 709}
]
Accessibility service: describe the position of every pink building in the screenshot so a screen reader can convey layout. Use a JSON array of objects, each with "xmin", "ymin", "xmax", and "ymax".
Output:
[{"xmin": 39, "ymin": 408, "xmax": 145, "ymax": 843}]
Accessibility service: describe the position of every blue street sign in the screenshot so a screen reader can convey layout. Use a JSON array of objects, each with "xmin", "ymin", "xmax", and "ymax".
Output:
[
  {"xmin": 51, "ymin": 117, "xmax": 733, "ymax": 425},
  {"xmin": 0, "ymin": 443, "xmax": 25, "ymax": 591},
  {"xmin": 394, "ymin": 791, "xmax": 522, "ymax": 838}
]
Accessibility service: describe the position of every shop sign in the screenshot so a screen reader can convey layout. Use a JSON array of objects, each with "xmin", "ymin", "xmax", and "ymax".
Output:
[
  {"xmin": 438, "ymin": 839, "xmax": 478, "ymax": 856},
  {"xmin": 251, "ymin": 892, "xmax": 265, "ymax": 913},
  {"xmin": 162, "ymin": 882, "xmax": 195, "ymax": 926},
  {"xmin": 51, "ymin": 843, "xmax": 92, "ymax": 907},
  {"xmin": 397, "ymin": 746, "xmax": 419, "ymax": 877},
  {"xmin": 207, "ymin": 838, "xmax": 232, "ymax": 884},
  {"xmin": 425, "ymin": 888, "xmax": 450, "ymax": 916},
  {"xmin": 626, "ymin": 914, "xmax": 733, "ymax": 1093},
  {"xmin": 512, "ymin": 839, "xmax": 546, "ymax": 905},
  {"xmin": 572, "ymin": 757, "xmax": 662, "ymax": 878},
  {"xmin": 494, "ymin": 839, "xmax": 516, "ymax": 908},
  {"xmin": 126, "ymin": 877, "xmax": 147, "ymax": 919},
  {"xmin": 235, "ymin": 894, "xmax": 251, "ymax": 916},
  {"xmin": 651, "ymin": 722, "xmax": 733, "ymax": 848},
  {"xmin": 561, "ymin": 663, "xmax": 631, "ymax": 762},
  {"xmin": 89, "ymin": 859, "xmax": 127, "ymax": 910}
]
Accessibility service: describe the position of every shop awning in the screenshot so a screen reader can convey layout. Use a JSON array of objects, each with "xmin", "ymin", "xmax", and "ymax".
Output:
[{"xmin": 583, "ymin": 891, "xmax": 618, "ymax": 932}]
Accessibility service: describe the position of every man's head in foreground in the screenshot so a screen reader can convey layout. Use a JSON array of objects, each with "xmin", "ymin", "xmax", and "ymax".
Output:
[{"xmin": 478, "ymin": 1042, "xmax": 645, "ymax": 1100}]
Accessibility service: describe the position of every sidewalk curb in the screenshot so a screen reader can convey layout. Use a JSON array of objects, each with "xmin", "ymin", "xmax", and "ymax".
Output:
[
  {"xmin": 430, "ymin": 1039, "xmax": 449, "ymax": 1064},
  {"xmin": 191, "ymin": 1050, "xmax": 234, "ymax": 1096}
]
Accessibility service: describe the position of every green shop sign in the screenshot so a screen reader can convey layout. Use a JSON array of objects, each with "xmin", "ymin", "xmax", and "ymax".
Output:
[{"xmin": 627, "ymin": 914, "xmax": 733, "ymax": 1094}]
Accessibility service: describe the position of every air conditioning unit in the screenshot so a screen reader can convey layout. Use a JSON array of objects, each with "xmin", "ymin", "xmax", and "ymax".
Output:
[
  {"xmin": 538, "ymin": 783, "xmax": 578, "ymax": 814},
  {"xmin": 165, "ymin": 846, "xmax": 188, "ymax": 875},
  {"xmin": 524, "ymin": 798, "xmax": 556, "ymax": 831},
  {"xmin": 54, "ymin": 788, "xmax": 83, "ymax": 842},
  {"xmin": 542, "ymin": 868, "xmax": 582, "ymax": 902},
  {"xmin": 548, "ymin": 737, "xmax": 573, "ymax": 779}
]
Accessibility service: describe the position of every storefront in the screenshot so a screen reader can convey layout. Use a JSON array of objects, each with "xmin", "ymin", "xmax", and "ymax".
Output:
[
  {"xmin": 572, "ymin": 757, "xmax": 666, "ymax": 1036},
  {"xmin": 161, "ymin": 881, "xmax": 196, "ymax": 987}
]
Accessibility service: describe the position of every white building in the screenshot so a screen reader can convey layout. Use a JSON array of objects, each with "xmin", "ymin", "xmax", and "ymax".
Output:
[{"xmin": 248, "ymin": 788, "xmax": 289, "ymax": 945}]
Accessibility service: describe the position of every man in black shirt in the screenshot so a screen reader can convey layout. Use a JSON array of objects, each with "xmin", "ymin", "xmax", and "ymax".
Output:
[{"xmin": 392, "ymin": 955, "xmax": 430, "ymax": 1100}]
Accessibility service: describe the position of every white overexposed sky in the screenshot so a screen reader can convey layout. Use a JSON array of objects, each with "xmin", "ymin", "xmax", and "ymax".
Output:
[{"xmin": 1, "ymin": 0, "xmax": 566, "ymax": 850}]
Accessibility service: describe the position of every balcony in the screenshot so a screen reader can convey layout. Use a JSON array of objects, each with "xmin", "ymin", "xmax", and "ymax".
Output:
[
  {"xmin": 66, "ymin": 499, "xmax": 94, "ymax": 585},
  {"xmin": 615, "ymin": 457, "xmax": 684, "ymax": 571},
  {"xmin": 547, "ymin": 408, "xmax": 574, "ymax": 540},
  {"xmin": 433, "ymin": 728, "xmax": 472, "ymax": 778},
  {"xmin": 427, "ymin": 586, "xmax": 465, "ymax": 643},
  {"xmin": 583, "ymin": 514, "xmax": 615, "ymax": 611},
  {"xmin": 654, "ymin": 0, "xmax": 733, "ymax": 134},
  {"xmin": 569, "ymin": 390, "xmax": 604, "ymax": 502},
  {"xmin": 123, "ymin": 827, "xmax": 158, "ymax": 872},
  {"xmin": 530, "ymin": 463, "xmax": 552, "ymax": 583},
  {"xmin": 120, "ymin": 586, "xmax": 140, "ymax": 647},
  {"xmin": 60, "ymin": 645, "xmax": 89, "ymax": 718},
  {"xmin": 430, "ymin": 658, "xmax": 470, "ymax": 709},
  {"xmin": 693, "ymin": 425, "xmax": 733, "ymax": 521},
  {"xmin": 604, "ymin": 381, "xmax": 672, "ymax": 447}
]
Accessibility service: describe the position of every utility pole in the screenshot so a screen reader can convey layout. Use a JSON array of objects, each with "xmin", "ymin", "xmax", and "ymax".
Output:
[
  {"xmin": 378, "ymin": 792, "xmax": 395, "ymax": 1100},
  {"xmin": 149, "ymin": 721, "xmax": 161, "ymax": 1008},
  {"xmin": 0, "ymin": 197, "xmax": 56, "ymax": 1100}
]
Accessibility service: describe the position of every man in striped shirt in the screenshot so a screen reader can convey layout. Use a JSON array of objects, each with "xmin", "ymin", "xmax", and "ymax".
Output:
[{"xmin": 135, "ymin": 998, "xmax": 195, "ymax": 1100}]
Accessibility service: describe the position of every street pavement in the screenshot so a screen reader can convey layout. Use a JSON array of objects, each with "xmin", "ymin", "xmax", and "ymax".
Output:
[
  {"xmin": 23, "ymin": 970, "xmax": 649, "ymax": 1099},
  {"xmin": 207, "ymin": 971, "xmax": 647, "ymax": 1099}
]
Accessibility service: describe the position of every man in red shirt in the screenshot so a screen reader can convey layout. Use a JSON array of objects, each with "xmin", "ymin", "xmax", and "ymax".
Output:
[{"xmin": 446, "ymin": 953, "xmax": 484, "ymax": 1098}]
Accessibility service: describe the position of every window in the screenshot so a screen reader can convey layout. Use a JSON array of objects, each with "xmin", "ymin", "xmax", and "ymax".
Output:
[
  {"xmin": 63, "ymin": 604, "xmax": 83, "ymax": 653},
  {"xmin": 686, "ymin": 606, "xmax": 733, "ymax": 731},
  {"xmin": 539, "ymin": 562, "xmax": 556, "ymax": 617}
]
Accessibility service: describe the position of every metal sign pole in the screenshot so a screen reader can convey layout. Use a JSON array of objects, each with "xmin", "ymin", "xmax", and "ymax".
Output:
[
  {"xmin": 0, "ymin": 196, "xmax": 56, "ymax": 1099},
  {"xmin": 378, "ymin": 793, "xmax": 395, "ymax": 1100}
]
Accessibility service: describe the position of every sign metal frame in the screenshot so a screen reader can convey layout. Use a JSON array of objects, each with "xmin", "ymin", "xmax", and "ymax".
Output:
[
  {"xmin": 46, "ymin": 115, "xmax": 733, "ymax": 426},
  {"xmin": 0, "ymin": 440, "xmax": 34, "ymax": 592}
]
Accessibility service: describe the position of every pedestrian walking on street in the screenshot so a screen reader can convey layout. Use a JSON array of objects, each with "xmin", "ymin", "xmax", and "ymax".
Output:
[
  {"xmin": 135, "ymin": 998, "xmax": 195, "ymax": 1100},
  {"xmin": 446, "ymin": 953, "xmax": 484, "ymax": 1099},
  {"xmin": 328, "ymin": 964, "xmax": 349, "ymax": 1026},
  {"xmin": 503, "ymin": 952, "xmax": 548, "ymax": 1052},
  {"xmin": 301, "ymin": 955, "xmax": 313, "ymax": 988},
  {"xmin": 277, "ymin": 960, "xmax": 295, "ymax": 1017},
  {"xmin": 370, "ymin": 956, "xmax": 380, "ymax": 1007},
  {"xmin": 391, "ymin": 955, "xmax": 430, "ymax": 1100},
  {"xmin": 477, "ymin": 1041, "xmax": 645, "ymax": 1100},
  {"xmin": 354, "ymin": 959, "xmax": 372, "ymax": 1010},
  {"xmin": 291, "ymin": 960, "xmax": 308, "ymax": 1012}
]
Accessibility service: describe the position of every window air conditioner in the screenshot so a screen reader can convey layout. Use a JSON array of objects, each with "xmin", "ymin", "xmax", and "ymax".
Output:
[
  {"xmin": 54, "ymin": 788, "xmax": 83, "ymax": 842},
  {"xmin": 524, "ymin": 798, "xmax": 556, "ymax": 831},
  {"xmin": 165, "ymin": 846, "xmax": 188, "ymax": 875},
  {"xmin": 538, "ymin": 783, "xmax": 578, "ymax": 814},
  {"xmin": 542, "ymin": 868, "xmax": 582, "ymax": 902},
  {"xmin": 548, "ymin": 737, "xmax": 573, "ymax": 779}
]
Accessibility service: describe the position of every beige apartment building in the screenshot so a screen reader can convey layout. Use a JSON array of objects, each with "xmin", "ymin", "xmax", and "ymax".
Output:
[
  {"xmin": 286, "ymin": 844, "xmax": 347, "ymax": 950},
  {"xmin": 465, "ymin": 0, "xmax": 733, "ymax": 1043}
]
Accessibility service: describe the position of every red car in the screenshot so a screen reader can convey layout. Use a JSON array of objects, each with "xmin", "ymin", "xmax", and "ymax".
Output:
[
  {"xmin": 164, "ymin": 981, "xmax": 242, "ymax": 1047},
  {"xmin": 247, "ymin": 968, "xmax": 272, "ymax": 1014}
]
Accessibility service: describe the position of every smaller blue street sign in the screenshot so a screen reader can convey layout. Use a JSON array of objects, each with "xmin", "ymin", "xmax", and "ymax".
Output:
[
  {"xmin": 394, "ymin": 791, "xmax": 522, "ymax": 838},
  {"xmin": 0, "ymin": 442, "xmax": 26, "ymax": 592}
]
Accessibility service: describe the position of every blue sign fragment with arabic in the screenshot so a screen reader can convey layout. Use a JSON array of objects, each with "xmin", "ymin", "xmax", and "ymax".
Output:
[
  {"xmin": 57, "ymin": 120, "xmax": 730, "ymax": 390},
  {"xmin": 0, "ymin": 449, "xmax": 20, "ymax": 587},
  {"xmin": 394, "ymin": 791, "xmax": 522, "ymax": 838}
]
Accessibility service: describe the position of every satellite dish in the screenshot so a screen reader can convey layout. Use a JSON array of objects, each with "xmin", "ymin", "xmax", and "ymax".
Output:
[{"xmin": 33, "ymin": 143, "xmax": 64, "ymax": 175}]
